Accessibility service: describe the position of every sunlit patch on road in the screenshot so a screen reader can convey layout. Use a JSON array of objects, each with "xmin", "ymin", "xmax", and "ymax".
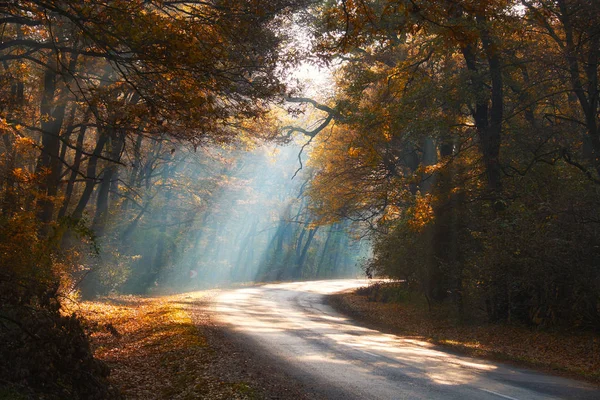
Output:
[{"xmin": 214, "ymin": 279, "xmax": 600, "ymax": 400}]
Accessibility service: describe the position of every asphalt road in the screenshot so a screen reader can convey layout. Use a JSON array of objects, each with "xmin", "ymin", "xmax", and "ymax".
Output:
[{"xmin": 214, "ymin": 279, "xmax": 600, "ymax": 400}]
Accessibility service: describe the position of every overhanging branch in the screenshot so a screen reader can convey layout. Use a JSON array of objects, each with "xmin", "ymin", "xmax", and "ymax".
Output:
[
  {"xmin": 281, "ymin": 113, "xmax": 335, "ymax": 138},
  {"xmin": 284, "ymin": 96, "xmax": 343, "ymax": 119},
  {"xmin": 281, "ymin": 96, "xmax": 345, "ymax": 139},
  {"xmin": 281, "ymin": 96, "xmax": 345, "ymax": 177}
]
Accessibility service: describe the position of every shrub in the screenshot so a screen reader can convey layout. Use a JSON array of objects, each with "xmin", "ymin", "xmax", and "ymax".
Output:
[{"xmin": 0, "ymin": 212, "xmax": 119, "ymax": 399}]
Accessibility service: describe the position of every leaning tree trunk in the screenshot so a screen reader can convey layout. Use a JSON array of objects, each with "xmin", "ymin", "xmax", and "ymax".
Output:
[
  {"xmin": 58, "ymin": 109, "xmax": 91, "ymax": 219},
  {"xmin": 71, "ymin": 132, "xmax": 109, "ymax": 220},
  {"xmin": 92, "ymin": 129, "xmax": 125, "ymax": 236}
]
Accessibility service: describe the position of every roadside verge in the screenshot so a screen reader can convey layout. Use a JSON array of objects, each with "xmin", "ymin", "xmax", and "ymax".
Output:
[
  {"xmin": 327, "ymin": 288, "xmax": 600, "ymax": 384},
  {"xmin": 78, "ymin": 291, "xmax": 315, "ymax": 400}
]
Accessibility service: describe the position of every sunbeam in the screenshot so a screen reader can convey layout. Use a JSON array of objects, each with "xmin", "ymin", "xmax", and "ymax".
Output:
[{"xmin": 148, "ymin": 142, "xmax": 369, "ymax": 293}]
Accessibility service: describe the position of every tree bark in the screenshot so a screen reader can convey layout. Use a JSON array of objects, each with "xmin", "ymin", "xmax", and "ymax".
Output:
[
  {"xmin": 35, "ymin": 52, "xmax": 79, "ymax": 230},
  {"xmin": 58, "ymin": 111, "xmax": 91, "ymax": 219},
  {"xmin": 460, "ymin": 18, "xmax": 504, "ymax": 195},
  {"xmin": 92, "ymin": 129, "xmax": 125, "ymax": 235},
  {"xmin": 72, "ymin": 133, "xmax": 108, "ymax": 220}
]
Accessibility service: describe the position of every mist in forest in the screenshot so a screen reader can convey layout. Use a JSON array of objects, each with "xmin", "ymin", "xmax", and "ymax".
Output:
[{"xmin": 105, "ymin": 142, "xmax": 369, "ymax": 294}]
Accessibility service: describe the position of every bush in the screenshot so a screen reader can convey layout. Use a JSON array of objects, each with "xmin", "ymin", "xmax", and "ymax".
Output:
[
  {"xmin": 356, "ymin": 282, "xmax": 411, "ymax": 303},
  {"xmin": 0, "ymin": 212, "xmax": 119, "ymax": 399}
]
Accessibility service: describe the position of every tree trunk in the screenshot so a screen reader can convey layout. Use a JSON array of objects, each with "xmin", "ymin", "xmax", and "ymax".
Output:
[
  {"xmin": 36, "ymin": 66, "xmax": 62, "ymax": 227},
  {"xmin": 293, "ymin": 226, "xmax": 319, "ymax": 279},
  {"xmin": 316, "ymin": 224, "xmax": 336, "ymax": 277},
  {"xmin": 72, "ymin": 133, "xmax": 109, "ymax": 220},
  {"xmin": 121, "ymin": 133, "xmax": 144, "ymax": 212},
  {"xmin": 232, "ymin": 215, "xmax": 259, "ymax": 281},
  {"xmin": 92, "ymin": 129, "xmax": 125, "ymax": 236},
  {"xmin": 145, "ymin": 159, "xmax": 175, "ymax": 291},
  {"xmin": 557, "ymin": 0, "xmax": 600, "ymax": 176},
  {"xmin": 35, "ymin": 52, "xmax": 79, "ymax": 231},
  {"xmin": 460, "ymin": 19, "xmax": 504, "ymax": 196},
  {"xmin": 58, "ymin": 110, "xmax": 91, "ymax": 219}
]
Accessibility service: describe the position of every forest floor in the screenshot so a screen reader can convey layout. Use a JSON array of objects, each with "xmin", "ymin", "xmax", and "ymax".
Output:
[
  {"xmin": 328, "ymin": 286, "xmax": 600, "ymax": 384},
  {"xmin": 78, "ymin": 291, "xmax": 313, "ymax": 400}
]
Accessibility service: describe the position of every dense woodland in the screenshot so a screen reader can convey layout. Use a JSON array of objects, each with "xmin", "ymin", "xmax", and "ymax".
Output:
[
  {"xmin": 1, "ymin": 0, "xmax": 599, "ymax": 398},
  {"xmin": 306, "ymin": 0, "xmax": 600, "ymax": 331}
]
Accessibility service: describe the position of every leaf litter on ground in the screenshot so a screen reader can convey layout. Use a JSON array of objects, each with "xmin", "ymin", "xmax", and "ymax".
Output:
[
  {"xmin": 77, "ymin": 292, "xmax": 259, "ymax": 400},
  {"xmin": 329, "ymin": 288, "xmax": 600, "ymax": 384}
]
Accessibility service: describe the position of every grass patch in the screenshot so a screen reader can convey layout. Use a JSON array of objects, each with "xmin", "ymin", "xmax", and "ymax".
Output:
[{"xmin": 329, "ymin": 284, "xmax": 600, "ymax": 384}]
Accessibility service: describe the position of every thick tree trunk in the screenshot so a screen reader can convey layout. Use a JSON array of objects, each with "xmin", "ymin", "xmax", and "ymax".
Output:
[
  {"xmin": 35, "ymin": 53, "xmax": 79, "ymax": 231},
  {"xmin": 461, "ymin": 22, "xmax": 504, "ymax": 196},
  {"xmin": 36, "ymin": 67, "xmax": 62, "ymax": 227},
  {"xmin": 1, "ymin": 56, "xmax": 23, "ymax": 216},
  {"xmin": 58, "ymin": 104, "xmax": 78, "ymax": 169}
]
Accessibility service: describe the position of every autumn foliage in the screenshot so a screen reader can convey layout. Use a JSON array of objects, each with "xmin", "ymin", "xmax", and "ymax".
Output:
[
  {"xmin": 0, "ymin": 0, "xmax": 311, "ymax": 398},
  {"xmin": 1, "ymin": 0, "xmax": 600, "ymax": 397},
  {"xmin": 306, "ymin": 0, "xmax": 600, "ymax": 330}
]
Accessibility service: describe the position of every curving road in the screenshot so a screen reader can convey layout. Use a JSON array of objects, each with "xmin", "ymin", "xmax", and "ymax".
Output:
[{"xmin": 214, "ymin": 279, "xmax": 599, "ymax": 400}]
